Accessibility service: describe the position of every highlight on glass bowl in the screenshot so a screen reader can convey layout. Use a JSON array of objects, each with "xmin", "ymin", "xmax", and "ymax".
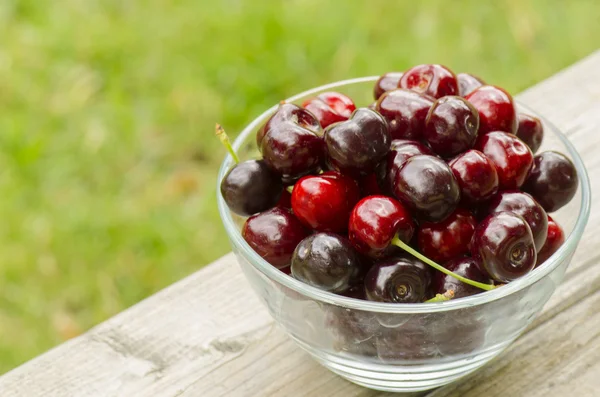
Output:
[{"xmin": 216, "ymin": 64, "xmax": 590, "ymax": 392}]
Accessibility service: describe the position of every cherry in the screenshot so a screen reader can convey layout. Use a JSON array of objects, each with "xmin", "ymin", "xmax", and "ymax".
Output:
[
  {"xmin": 358, "ymin": 173, "xmax": 382, "ymax": 197},
  {"xmin": 449, "ymin": 149, "xmax": 499, "ymax": 204},
  {"xmin": 487, "ymin": 191, "xmax": 548, "ymax": 252},
  {"xmin": 377, "ymin": 139, "xmax": 433, "ymax": 194},
  {"xmin": 536, "ymin": 216, "xmax": 565, "ymax": 267},
  {"xmin": 392, "ymin": 154, "xmax": 460, "ymax": 222},
  {"xmin": 364, "ymin": 256, "xmax": 431, "ymax": 303},
  {"xmin": 373, "ymin": 72, "xmax": 404, "ymax": 100},
  {"xmin": 291, "ymin": 171, "xmax": 360, "ymax": 232},
  {"xmin": 302, "ymin": 91, "xmax": 356, "ymax": 128},
  {"xmin": 523, "ymin": 151, "xmax": 578, "ymax": 212},
  {"xmin": 417, "ymin": 208, "xmax": 477, "ymax": 264},
  {"xmin": 276, "ymin": 189, "xmax": 292, "ymax": 209},
  {"xmin": 220, "ymin": 160, "xmax": 283, "ymax": 216},
  {"xmin": 431, "ymin": 257, "xmax": 492, "ymax": 299},
  {"xmin": 291, "ymin": 233, "xmax": 364, "ymax": 293},
  {"xmin": 471, "ymin": 211, "xmax": 536, "ymax": 282},
  {"xmin": 324, "ymin": 108, "xmax": 390, "ymax": 175},
  {"xmin": 375, "ymin": 89, "xmax": 434, "ymax": 140},
  {"xmin": 475, "ymin": 131, "xmax": 533, "ymax": 190},
  {"xmin": 325, "ymin": 304, "xmax": 379, "ymax": 356},
  {"xmin": 258, "ymin": 103, "xmax": 324, "ymax": 182},
  {"xmin": 348, "ymin": 196, "xmax": 415, "ymax": 258},
  {"xmin": 457, "ymin": 72, "xmax": 485, "ymax": 97},
  {"xmin": 516, "ymin": 113, "xmax": 544, "ymax": 154},
  {"xmin": 423, "ymin": 96, "xmax": 480, "ymax": 158},
  {"xmin": 376, "ymin": 318, "xmax": 437, "ymax": 361},
  {"xmin": 242, "ymin": 207, "xmax": 309, "ymax": 269},
  {"xmin": 466, "ymin": 85, "xmax": 517, "ymax": 134},
  {"xmin": 399, "ymin": 64, "xmax": 458, "ymax": 98}
]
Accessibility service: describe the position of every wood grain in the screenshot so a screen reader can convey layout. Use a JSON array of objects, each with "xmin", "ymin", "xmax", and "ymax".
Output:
[{"xmin": 1, "ymin": 50, "xmax": 600, "ymax": 397}]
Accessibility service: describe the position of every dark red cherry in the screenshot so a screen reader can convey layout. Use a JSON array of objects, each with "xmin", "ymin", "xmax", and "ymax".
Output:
[
  {"xmin": 276, "ymin": 189, "xmax": 292, "ymax": 209},
  {"xmin": 466, "ymin": 85, "xmax": 517, "ymax": 134},
  {"xmin": 373, "ymin": 72, "xmax": 404, "ymax": 100},
  {"xmin": 221, "ymin": 160, "xmax": 283, "ymax": 216},
  {"xmin": 302, "ymin": 91, "xmax": 356, "ymax": 128},
  {"xmin": 242, "ymin": 207, "xmax": 309, "ymax": 269},
  {"xmin": 392, "ymin": 155, "xmax": 461, "ymax": 222},
  {"xmin": 291, "ymin": 233, "xmax": 364, "ymax": 293},
  {"xmin": 325, "ymin": 108, "xmax": 390, "ymax": 175},
  {"xmin": 376, "ymin": 318, "xmax": 437, "ymax": 361},
  {"xmin": 536, "ymin": 216, "xmax": 565, "ymax": 267},
  {"xmin": 417, "ymin": 208, "xmax": 477, "ymax": 264},
  {"xmin": 358, "ymin": 173, "xmax": 382, "ymax": 197},
  {"xmin": 291, "ymin": 171, "xmax": 360, "ymax": 233},
  {"xmin": 487, "ymin": 191, "xmax": 548, "ymax": 252},
  {"xmin": 423, "ymin": 96, "xmax": 480, "ymax": 158},
  {"xmin": 399, "ymin": 64, "xmax": 458, "ymax": 98},
  {"xmin": 364, "ymin": 256, "xmax": 431, "ymax": 303},
  {"xmin": 431, "ymin": 257, "xmax": 492, "ymax": 298},
  {"xmin": 348, "ymin": 196, "xmax": 415, "ymax": 258},
  {"xmin": 449, "ymin": 149, "xmax": 499, "ymax": 204},
  {"xmin": 470, "ymin": 211, "xmax": 536, "ymax": 282},
  {"xmin": 516, "ymin": 114, "xmax": 544, "ymax": 154},
  {"xmin": 457, "ymin": 73, "xmax": 485, "ymax": 97},
  {"xmin": 325, "ymin": 304, "xmax": 379, "ymax": 356},
  {"xmin": 475, "ymin": 131, "xmax": 533, "ymax": 190},
  {"xmin": 375, "ymin": 89, "xmax": 434, "ymax": 140},
  {"xmin": 377, "ymin": 139, "xmax": 433, "ymax": 194},
  {"xmin": 523, "ymin": 151, "xmax": 578, "ymax": 213},
  {"xmin": 258, "ymin": 103, "xmax": 324, "ymax": 182}
]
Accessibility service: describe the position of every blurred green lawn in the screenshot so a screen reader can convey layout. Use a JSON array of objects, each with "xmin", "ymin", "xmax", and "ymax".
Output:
[{"xmin": 0, "ymin": 0, "xmax": 598, "ymax": 373}]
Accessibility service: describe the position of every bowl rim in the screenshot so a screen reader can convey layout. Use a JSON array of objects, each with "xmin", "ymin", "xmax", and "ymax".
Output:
[{"xmin": 217, "ymin": 76, "xmax": 592, "ymax": 314}]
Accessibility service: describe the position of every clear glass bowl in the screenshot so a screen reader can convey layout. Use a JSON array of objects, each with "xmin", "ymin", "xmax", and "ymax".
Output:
[{"xmin": 216, "ymin": 77, "xmax": 591, "ymax": 393}]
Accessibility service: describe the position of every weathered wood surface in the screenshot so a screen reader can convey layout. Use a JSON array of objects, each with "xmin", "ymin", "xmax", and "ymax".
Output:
[{"xmin": 1, "ymin": 50, "xmax": 600, "ymax": 397}]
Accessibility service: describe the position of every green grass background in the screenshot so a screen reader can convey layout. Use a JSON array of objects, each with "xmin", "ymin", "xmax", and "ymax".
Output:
[{"xmin": 0, "ymin": 0, "xmax": 598, "ymax": 373}]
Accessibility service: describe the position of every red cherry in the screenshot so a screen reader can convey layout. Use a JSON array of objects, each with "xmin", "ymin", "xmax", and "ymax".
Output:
[
  {"xmin": 466, "ymin": 85, "xmax": 517, "ymax": 134},
  {"xmin": 291, "ymin": 171, "xmax": 360, "ymax": 233},
  {"xmin": 457, "ymin": 73, "xmax": 485, "ymax": 97},
  {"xmin": 242, "ymin": 207, "xmax": 309, "ymax": 269},
  {"xmin": 449, "ymin": 149, "xmax": 499, "ymax": 204},
  {"xmin": 375, "ymin": 89, "xmax": 434, "ymax": 140},
  {"xmin": 417, "ymin": 208, "xmax": 477, "ymax": 264},
  {"xmin": 399, "ymin": 64, "xmax": 458, "ymax": 98},
  {"xmin": 536, "ymin": 216, "xmax": 565, "ymax": 267},
  {"xmin": 377, "ymin": 139, "xmax": 433, "ymax": 194},
  {"xmin": 373, "ymin": 72, "xmax": 404, "ymax": 100},
  {"xmin": 431, "ymin": 257, "xmax": 492, "ymax": 299},
  {"xmin": 275, "ymin": 189, "xmax": 292, "ymax": 209},
  {"xmin": 475, "ymin": 131, "xmax": 533, "ymax": 190},
  {"xmin": 516, "ymin": 113, "xmax": 544, "ymax": 154},
  {"xmin": 302, "ymin": 91, "xmax": 356, "ymax": 128},
  {"xmin": 348, "ymin": 196, "xmax": 415, "ymax": 258}
]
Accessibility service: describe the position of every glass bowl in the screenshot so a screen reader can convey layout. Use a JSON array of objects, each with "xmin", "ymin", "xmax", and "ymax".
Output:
[{"xmin": 216, "ymin": 77, "xmax": 591, "ymax": 393}]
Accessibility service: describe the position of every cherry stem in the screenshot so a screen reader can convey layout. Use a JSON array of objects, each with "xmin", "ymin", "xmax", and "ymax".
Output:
[
  {"xmin": 286, "ymin": 185, "xmax": 294, "ymax": 194},
  {"xmin": 426, "ymin": 290, "xmax": 455, "ymax": 303},
  {"xmin": 215, "ymin": 123, "xmax": 240, "ymax": 164},
  {"xmin": 391, "ymin": 235, "xmax": 496, "ymax": 291}
]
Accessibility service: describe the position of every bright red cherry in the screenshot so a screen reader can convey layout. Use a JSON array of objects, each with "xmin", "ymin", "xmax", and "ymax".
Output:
[
  {"xmin": 523, "ymin": 151, "xmax": 578, "ymax": 213},
  {"xmin": 471, "ymin": 211, "xmax": 536, "ymax": 282},
  {"xmin": 258, "ymin": 103, "xmax": 324, "ymax": 182},
  {"xmin": 475, "ymin": 131, "xmax": 533, "ymax": 190},
  {"xmin": 431, "ymin": 257, "xmax": 492, "ymax": 298},
  {"xmin": 487, "ymin": 191, "xmax": 548, "ymax": 252},
  {"xmin": 457, "ymin": 73, "xmax": 485, "ymax": 97},
  {"xmin": 291, "ymin": 171, "xmax": 360, "ymax": 233},
  {"xmin": 466, "ymin": 85, "xmax": 517, "ymax": 134},
  {"xmin": 302, "ymin": 91, "xmax": 356, "ymax": 128},
  {"xmin": 516, "ymin": 113, "xmax": 544, "ymax": 154},
  {"xmin": 536, "ymin": 216, "xmax": 565, "ymax": 267},
  {"xmin": 399, "ymin": 64, "xmax": 458, "ymax": 98},
  {"xmin": 449, "ymin": 149, "xmax": 499, "ymax": 204},
  {"xmin": 373, "ymin": 72, "xmax": 404, "ymax": 100},
  {"xmin": 242, "ymin": 207, "xmax": 309, "ymax": 269},
  {"xmin": 375, "ymin": 89, "xmax": 434, "ymax": 140},
  {"xmin": 423, "ymin": 96, "xmax": 480, "ymax": 158},
  {"xmin": 348, "ymin": 196, "xmax": 415, "ymax": 258},
  {"xmin": 417, "ymin": 208, "xmax": 477, "ymax": 264}
]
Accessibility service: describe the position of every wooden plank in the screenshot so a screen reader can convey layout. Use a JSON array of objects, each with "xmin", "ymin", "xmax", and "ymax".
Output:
[{"xmin": 1, "ymin": 50, "xmax": 600, "ymax": 397}]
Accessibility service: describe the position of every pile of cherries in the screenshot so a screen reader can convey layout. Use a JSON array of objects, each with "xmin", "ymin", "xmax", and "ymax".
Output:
[{"xmin": 220, "ymin": 63, "xmax": 578, "ymax": 304}]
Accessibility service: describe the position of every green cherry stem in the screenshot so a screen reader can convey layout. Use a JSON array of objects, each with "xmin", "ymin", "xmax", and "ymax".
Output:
[
  {"xmin": 215, "ymin": 123, "xmax": 240, "ymax": 164},
  {"xmin": 391, "ymin": 235, "xmax": 496, "ymax": 291},
  {"xmin": 425, "ymin": 290, "xmax": 455, "ymax": 303}
]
